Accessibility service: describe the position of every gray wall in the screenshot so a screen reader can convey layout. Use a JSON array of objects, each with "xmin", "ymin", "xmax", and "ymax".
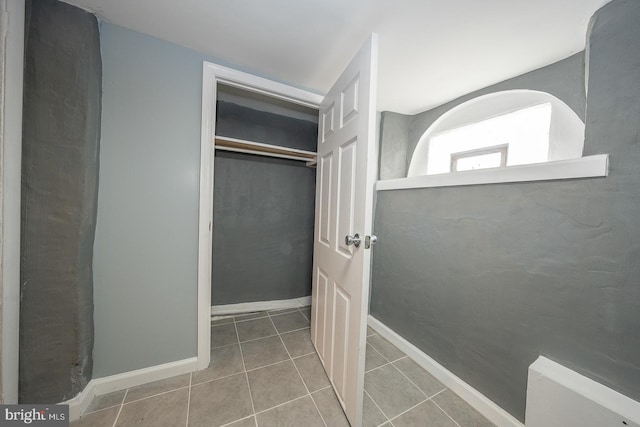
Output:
[
  {"xmin": 370, "ymin": 0, "xmax": 640, "ymax": 421},
  {"xmin": 216, "ymin": 101, "xmax": 318, "ymax": 152},
  {"xmin": 378, "ymin": 112, "xmax": 409, "ymax": 180},
  {"xmin": 378, "ymin": 52, "xmax": 586, "ymax": 179},
  {"xmin": 212, "ymin": 152, "xmax": 315, "ymax": 305},
  {"xmin": 20, "ymin": 0, "xmax": 100, "ymax": 402},
  {"xmin": 94, "ymin": 24, "xmax": 203, "ymax": 377}
]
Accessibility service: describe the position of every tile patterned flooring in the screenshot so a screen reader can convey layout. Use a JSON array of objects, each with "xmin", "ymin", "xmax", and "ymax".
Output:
[{"xmin": 72, "ymin": 307, "xmax": 494, "ymax": 427}]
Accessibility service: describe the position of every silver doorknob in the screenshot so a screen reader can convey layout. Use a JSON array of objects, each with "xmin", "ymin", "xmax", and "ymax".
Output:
[
  {"xmin": 365, "ymin": 235, "xmax": 377, "ymax": 249},
  {"xmin": 345, "ymin": 233, "xmax": 361, "ymax": 248}
]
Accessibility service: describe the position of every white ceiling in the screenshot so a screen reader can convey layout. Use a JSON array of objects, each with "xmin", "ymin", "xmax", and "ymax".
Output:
[{"xmin": 62, "ymin": 0, "xmax": 611, "ymax": 115}]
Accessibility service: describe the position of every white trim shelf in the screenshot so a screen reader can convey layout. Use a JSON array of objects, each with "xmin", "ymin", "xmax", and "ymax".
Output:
[
  {"xmin": 377, "ymin": 154, "xmax": 609, "ymax": 191},
  {"xmin": 215, "ymin": 135, "xmax": 317, "ymax": 163}
]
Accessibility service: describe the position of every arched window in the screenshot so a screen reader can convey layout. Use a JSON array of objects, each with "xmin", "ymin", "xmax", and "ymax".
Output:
[{"xmin": 408, "ymin": 90, "xmax": 585, "ymax": 177}]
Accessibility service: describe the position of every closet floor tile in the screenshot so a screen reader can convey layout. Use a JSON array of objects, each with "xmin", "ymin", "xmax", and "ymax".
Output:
[
  {"xmin": 270, "ymin": 311, "xmax": 309, "ymax": 333},
  {"xmin": 211, "ymin": 323, "xmax": 239, "ymax": 348},
  {"xmin": 236, "ymin": 317, "xmax": 277, "ymax": 342}
]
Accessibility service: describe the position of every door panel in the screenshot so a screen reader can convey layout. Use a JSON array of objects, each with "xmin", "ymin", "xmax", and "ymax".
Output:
[{"xmin": 311, "ymin": 34, "xmax": 378, "ymax": 426}]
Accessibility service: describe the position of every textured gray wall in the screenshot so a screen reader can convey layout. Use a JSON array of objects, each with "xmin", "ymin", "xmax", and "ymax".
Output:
[
  {"xmin": 212, "ymin": 151, "xmax": 315, "ymax": 305},
  {"xmin": 378, "ymin": 52, "xmax": 585, "ymax": 178},
  {"xmin": 378, "ymin": 112, "xmax": 409, "ymax": 180},
  {"xmin": 216, "ymin": 101, "xmax": 318, "ymax": 152},
  {"xmin": 370, "ymin": 0, "xmax": 640, "ymax": 421},
  {"xmin": 20, "ymin": 0, "xmax": 100, "ymax": 402},
  {"xmin": 94, "ymin": 24, "xmax": 201, "ymax": 377}
]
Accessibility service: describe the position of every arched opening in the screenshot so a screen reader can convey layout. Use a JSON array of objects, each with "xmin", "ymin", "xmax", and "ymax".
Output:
[{"xmin": 407, "ymin": 90, "xmax": 585, "ymax": 177}]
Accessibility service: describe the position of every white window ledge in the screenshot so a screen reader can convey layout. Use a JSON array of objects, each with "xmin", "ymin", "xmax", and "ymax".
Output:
[{"xmin": 377, "ymin": 154, "xmax": 609, "ymax": 191}]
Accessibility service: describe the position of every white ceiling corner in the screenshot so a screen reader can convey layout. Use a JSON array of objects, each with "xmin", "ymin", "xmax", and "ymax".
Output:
[{"xmin": 62, "ymin": 0, "xmax": 612, "ymax": 115}]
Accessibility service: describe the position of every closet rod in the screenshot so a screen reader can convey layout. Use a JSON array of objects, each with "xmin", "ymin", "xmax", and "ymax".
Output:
[{"xmin": 214, "ymin": 135, "xmax": 317, "ymax": 163}]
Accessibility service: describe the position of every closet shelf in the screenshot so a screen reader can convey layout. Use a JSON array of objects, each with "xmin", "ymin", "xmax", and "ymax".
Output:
[{"xmin": 214, "ymin": 135, "xmax": 317, "ymax": 163}]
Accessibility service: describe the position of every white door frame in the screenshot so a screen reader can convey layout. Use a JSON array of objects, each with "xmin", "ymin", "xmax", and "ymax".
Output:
[
  {"xmin": 197, "ymin": 62, "xmax": 323, "ymax": 369},
  {"xmin": 0, "ymin": 0, "xmax": 25, "ymax": 404}
]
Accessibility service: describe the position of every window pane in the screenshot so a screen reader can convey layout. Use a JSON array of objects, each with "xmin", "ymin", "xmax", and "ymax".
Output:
[
  {"xmin": 426, "ymin": 103, "xmax": 552, "ymax": 175},
  {"xmin": 454, "ymin": 152, "xmax": 503, "ymax": 171}
]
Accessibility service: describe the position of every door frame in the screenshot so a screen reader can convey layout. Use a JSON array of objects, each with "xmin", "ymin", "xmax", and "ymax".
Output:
[
  {"xmin": 197, "ymin": 62, "xmax": 323, "ymax": 369},
  {"xmin": 1, "ymin": 0, "xmax": 25, "ymax": 404}
]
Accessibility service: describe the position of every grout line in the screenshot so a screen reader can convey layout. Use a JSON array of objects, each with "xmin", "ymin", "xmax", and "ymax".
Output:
[
  {"xmin": 123, "ymin": 385, "xmax": 191, "ymax": 405},
  {"xmin": 290, "ymin": 350, "xmax": 320, "ymax": 360},
  {"xmin": 277, "ymin": 325, "xmax": 311, "ymax": 334},
  {"xmin": 267, "ymin": 313, "xmax": 327, "ymax": 427},
  {"xmin": 388, "ymin": 362, "xmax": 428, "ymax": 400},
  {"xmin": 386, "ymin": 397, "xmax": 430, "ymax": 424},
  {"xmin": 234, "ymin": 317, "xmax": 257, "ymax": 420},
  {"xmin": 82, "ymin": 403, "xmax": 121, "ymax": 417},
  {"xmin": 211, "ymin": 341, "xmax": 243, "ymax": 350},
  {"xmin": 310, "ymin": 384, "xmax": 333, "ymax": 394},
  {"xmin": 237, "ymin": 333, "xmax": 280, "ymax": 344},
  {"xmin": 432, "ymin": 396, "xmax": 463, "ymax": 427},
  {"xmin": 190, "ymin": 370, "xmax": 246, "ymax": 387},
  {"xmin": 298, "ymin": 307, "xmax": 311, "ymax": 322},
  {"xmin": 111, "ymin": 388, "xmax": 128, "ymax": 427},
  {"xmin": 364, "ymin": 388, "xmax": 391, "ymax": 423},
  {"xmin": 245, "ymin": 358, "xmax": 294, "ymax": 373},
  {"xmin": 185, "ymin": 373, "xmax": 192, "ymax": 427},
  {"xmin": 234, "ymin": 315, "xmax": 270, "ymax": 323},
  {"xmin": 219, "ymin": 414, "xmax": 255, "ymax": 427},
  {"xmin": 364, "ymin": 358, "xmax": 402, "ymax": 375},
  {"xmin": 253, "ymin": 394, "xmax": 310, "ymax": 417}
]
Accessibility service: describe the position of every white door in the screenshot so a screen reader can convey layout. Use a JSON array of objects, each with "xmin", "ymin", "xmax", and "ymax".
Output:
[{"xmin": 311, "ymin": 34, "xmax": 378, "ymax": 426}]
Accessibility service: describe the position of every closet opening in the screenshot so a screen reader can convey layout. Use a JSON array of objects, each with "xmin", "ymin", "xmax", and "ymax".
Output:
[{"xmin": 210, "ymin": 83, "xmax": 319, "ymax": 316}]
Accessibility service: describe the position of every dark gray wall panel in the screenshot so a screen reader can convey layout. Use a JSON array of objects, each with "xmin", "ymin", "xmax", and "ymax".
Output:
[
  {"xmin": 20, "ymin": 0, "xmax": 100, "ymax": 403},
  {"xmin": 212, "ymin": 151, "xmax": 315, "ymax": 304},
  {"xmin": 370, "ymin": 0, "xmax": 640, "ymax": 421},
  {"xmin": 216, "ymin": 101, "xmax": 318, "ymax": 152}
]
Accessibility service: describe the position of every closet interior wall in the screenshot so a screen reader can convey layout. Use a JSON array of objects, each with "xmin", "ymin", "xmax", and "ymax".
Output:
[{"xmin": 211, "ymin": 85, "xmax": 318, "ymax": 306}]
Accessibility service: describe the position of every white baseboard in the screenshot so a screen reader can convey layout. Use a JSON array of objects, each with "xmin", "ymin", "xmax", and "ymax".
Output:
[
  {"xmin": 62, "ymin": 381, "xmax": 95, "ymax": 422},
  {"xmin": 211, "ymin": 296, "xmax": 311, "ymax": 316},
  {"xmin": 368, "ymin": 316, "xmax": 523, "ymax": 427},
  {"xmin": 63, "ymin": 357, "xmax": 198, "ymax": 421}
]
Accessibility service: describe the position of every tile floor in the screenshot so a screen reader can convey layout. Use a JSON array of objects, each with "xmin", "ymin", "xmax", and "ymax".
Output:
[{"xmin": 72, "ymin": 307, "xmax": 494, "ymax": 427}]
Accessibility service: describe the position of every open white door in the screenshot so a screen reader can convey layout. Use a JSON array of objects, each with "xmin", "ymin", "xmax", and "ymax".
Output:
[{"xmin": 311, "ymin": 34, "xmax": 378, "ymax": 426}]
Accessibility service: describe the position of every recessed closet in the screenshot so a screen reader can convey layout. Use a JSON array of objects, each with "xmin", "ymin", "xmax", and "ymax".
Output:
[{"xmin": 211, "ymin": 84, "xmax": 319, "ymax": 309}]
